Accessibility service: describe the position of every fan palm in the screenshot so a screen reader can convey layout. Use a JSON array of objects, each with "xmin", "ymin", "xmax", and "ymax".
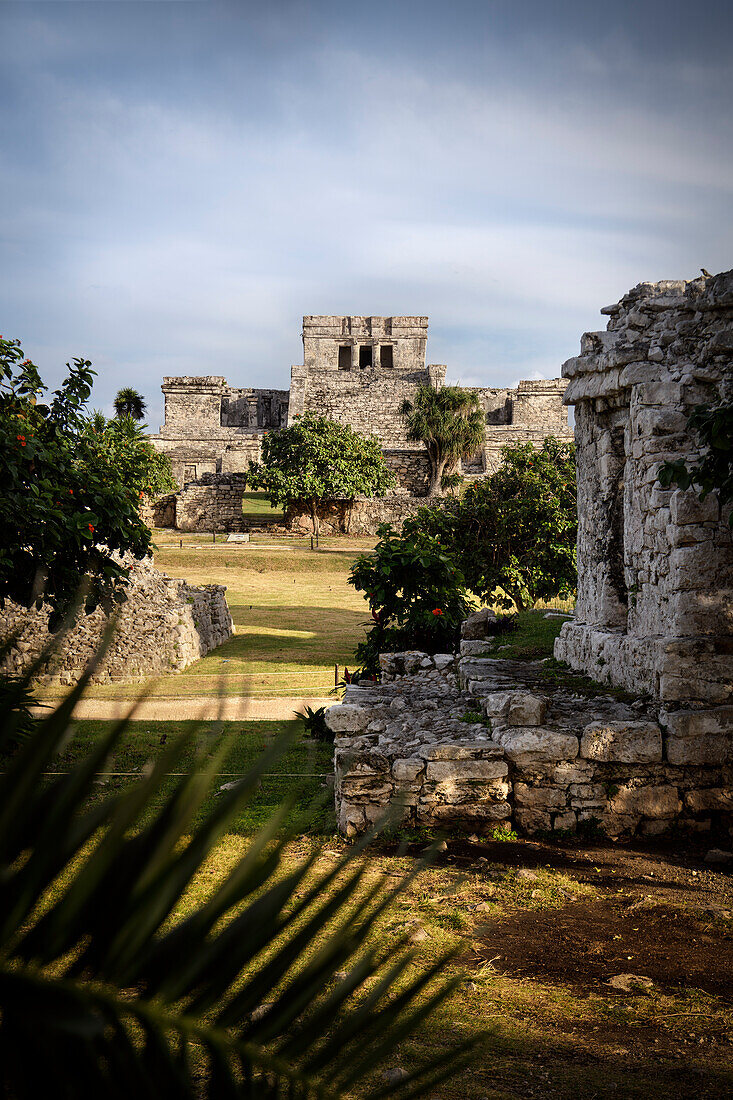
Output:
[
  {"xmin": 0, "ymin": 635, "xmax": 474, "ymax": 1097},
  {"xmin": 114, "ymin": 387, "xmax": 147, "ymax": 421},
  {"xmin": 400, "ymin": 385, "xmax": 485, "ymax": 495}
]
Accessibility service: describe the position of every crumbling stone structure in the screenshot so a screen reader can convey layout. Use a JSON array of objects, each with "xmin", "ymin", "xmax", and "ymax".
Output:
[
  {"xmin": 0, "ymin": 556, "xmax": 234, "ymax": 685},
  {"xmin": 149, "ymin": 316, "xmax": 571, "ymax": 528},
  {"xmin": 327, "ymin": 270, "xmax": 733, "ymax": 839},
  {"xmin": 554, "ymin": 271, "xmax": 733, "ymax": 743}
]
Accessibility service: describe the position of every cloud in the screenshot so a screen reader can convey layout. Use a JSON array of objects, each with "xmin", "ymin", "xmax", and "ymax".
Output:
[{"xmin": 0, "ymin": 0, "xmax": 731, "ymax": 427}]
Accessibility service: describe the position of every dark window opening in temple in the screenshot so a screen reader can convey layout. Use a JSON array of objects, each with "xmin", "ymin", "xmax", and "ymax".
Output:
[
  {"xmin": 380, "ymin": 344, "xmax": 394, "ymax": 368},
  {"xmin": 184, "ymin": 464, "xmax": 197, "ymax": 482},
  {"xmin": 338, "ymin": 345, "xmax": 351, "ymax": 370},
  {"xmin": 359, "ymin": 345, "xmax": 373, "ymax": 369}
]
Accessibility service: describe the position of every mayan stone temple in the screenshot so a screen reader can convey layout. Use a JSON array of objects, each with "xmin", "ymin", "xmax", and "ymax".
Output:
[
  {"xmin": 149, "ymin": 315, "xmax": 571, "ymax": 531},
  {"xmin": 327, "ymin": 272, "xmax": 733, "ymax": 840}
]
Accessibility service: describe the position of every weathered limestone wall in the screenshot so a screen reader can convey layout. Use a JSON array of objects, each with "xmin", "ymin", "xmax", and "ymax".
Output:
[
  {"xmin": 555, "ymin": 272, "xmax": 733, "ymax": 729},
  {"xmin": 285, "ymin": 495, "xmax": 434, "ymax": 537},
  {"xmin": 150, "ymin": 377, "xmax": 287, "ymax": 487},
  {"xmin": 175, "ymin": 473, "xmax": 250, "ymax": 533},
  {"xmin": 0, "ymin": 557, "xmax": 233, "ymax": 686}
]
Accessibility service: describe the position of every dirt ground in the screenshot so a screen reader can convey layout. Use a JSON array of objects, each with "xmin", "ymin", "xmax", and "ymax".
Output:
[{"xmin": 375, "ymin": 832, "xmax": 733, "ymax": 1099}]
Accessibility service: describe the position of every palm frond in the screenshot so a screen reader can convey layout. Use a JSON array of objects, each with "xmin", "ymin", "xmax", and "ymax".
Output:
[{"xmin": 0, "ymin": 643, "xmax": 474, "ymax": 1096}]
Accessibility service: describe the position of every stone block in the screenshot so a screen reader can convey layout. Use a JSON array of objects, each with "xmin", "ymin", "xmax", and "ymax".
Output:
[
  {"xmin": 461, "ymin": 607, "xmax": 498, "ymax": 640},
  {"xmin": 423, "ymin": 741, "xmax": 503, "ymax": 760},
  {"xmin": 482, "ymin": 692, "xmax": 514, "ymax": 718},
  {"xmin": 610, "ymin": 785, "xmax": 681, "ymax": 818},
  {"xmin": 514, "ymin": 783, "xmax": 567, "ymax": 811},
  {"xmin": 325, "ymin": 704, "xmax": 371, "ymax": 733},
  {"xmin": 580, "ymin": 720, "xmax": 662, "ymax": 763},
  {"xmin": 684, "ymin": 788, "xmax": 733, "ymax": 814},
  {"xmin": 507, "ymin": 693, "xmax": 548, "ymax": 727},
  {"xmin": 663, "ymin": 706, "xmax": 733, "ymax": 765},
  {"xmin": 460, "ymin": 639, "xmax": 490, "ymax": 656},
  {"xmin": 433, "ymin": 653, "xmax": 455, "ymax": 670},
  {"xmin": 553, "ymin": 811, "xmax": 577, "ymax": 831},
  {"xmin": 500, "ymin": 728, "xmax": 579, "ymax": 766},
  {"xmin": 392, "ymin": 757, "xmax": 425, "ymax": 782},
  {"xmin": 426, "ymin": 759, "xmax": 508, "ymax": 781},
  {"xmin": 670, "ymin": 489, "xmax": 721, "ymax": 526}
]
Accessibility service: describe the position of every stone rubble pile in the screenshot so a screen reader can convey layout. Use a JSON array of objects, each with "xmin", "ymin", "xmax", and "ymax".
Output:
[
  {"xmin": 0, "ymin": 555, "xmax": 233, "ymax": 685},
  {"xmin": 330, "ymin": 645, "xmax": 733, "ymax": 840}
]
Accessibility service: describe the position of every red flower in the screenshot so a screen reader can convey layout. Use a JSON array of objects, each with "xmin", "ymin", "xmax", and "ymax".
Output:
[
  {"xmin": 69, "ymin": 489, "xmax": 73, "ymax": 494},
  {"xmin": 88, "ymin": 524, "xmax": 95, "ymax": 533},
  {"xmin": 432, "ymin": 608, "xmax": 443, "ymax": 616},
  {"xmin": 16, "ymin": 435, "xmax": 26, "ymax": 446}
]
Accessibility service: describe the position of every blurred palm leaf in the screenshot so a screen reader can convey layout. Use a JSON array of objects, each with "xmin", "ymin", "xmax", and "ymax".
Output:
[{"xmin": 0, "ymin": 642, "xmax": 473, "ymax": 1097}]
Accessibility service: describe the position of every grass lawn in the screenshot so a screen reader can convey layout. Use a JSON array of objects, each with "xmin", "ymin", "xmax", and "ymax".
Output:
[
  {"xmin": 241, "ymin": 491, "xmax": 283, "ymax": 517},
  {"xmin": 39, "ymin": 533, "xmax": 376, "ymax": 701}
]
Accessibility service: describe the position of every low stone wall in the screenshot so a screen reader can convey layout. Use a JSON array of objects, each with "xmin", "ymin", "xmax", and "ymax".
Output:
[
  {"xmin": 0, "ymin": 556, "xmax": 233, "ymax": 685},
  {"xmin": 175, "ymin": 473, "xmax": 249, "ymax": 532},
  {"xmin": 329, "ymin": 647, "xmax": 733, "ymax": 839},
  {"xmin": 141, "ymin": 493, "xmax": 177, "ymax": 529},
  {"xmin": 285, "ymin": 495, "xmax": 437, "ymax": 536}
]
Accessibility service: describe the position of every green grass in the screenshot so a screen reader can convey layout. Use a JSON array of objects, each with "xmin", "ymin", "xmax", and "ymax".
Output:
[
  {"xmin": 241, "ymin": 492, "xmax": 283, "ymax": 517},
  {"xmin": 54, "ymin": 719, "xmax": 335, "ymax": 835},
  {"xmin": 480, "ymin": 610, "xmax": 568, "ymax": 660}
]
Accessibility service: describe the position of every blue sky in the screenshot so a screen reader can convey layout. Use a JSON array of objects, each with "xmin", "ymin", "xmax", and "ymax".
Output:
[{"xmin": 1, "ymin": 0, "xmax": 731, "ymax": 429}]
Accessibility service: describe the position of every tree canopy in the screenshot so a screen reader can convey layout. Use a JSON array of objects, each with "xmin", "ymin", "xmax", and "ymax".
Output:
[
  {"xmin": 399, "ymin": 384, "xmax": 485, "ymax": 495},
  {"xmin": 113, "ymin": 387, "xmax": 147, "ymax": 421},
  {"xmin": 0, "ymin": 338, "xmax": 173, "ymax": 627},
  {"xmin": 246, "ymin": 413, "xmax": 395, "ymax": 533},
  {"xmin": 403, "ymin": 437, "xmax": 577, "ymax": 611}
]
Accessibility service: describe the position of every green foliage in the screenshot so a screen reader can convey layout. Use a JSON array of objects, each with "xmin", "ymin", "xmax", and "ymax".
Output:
[
  {"xmin": 298, "ymin": 704, "xmax": 332, "ymax": 743},
  {"xmin": 658, "ymin": 398, "xmax": 733, "ymax": 526},
  {"xmin": 0, "ymin": 649, "xmax": 472, "ymax": 1098},
  {"xmin": 84, "ymin": 412, "xmax": 177, "ymax": 501},
  {"xmin": 113, "ymin": 386, "xmax": 147, "ymax": 421},
  {"xmin": 0, "ymin": 338, "xmax": 161, "ymax": 627},
  {"xmin": 400, "ymin": 384, "xmax": 485, "ymax": 495},
  {"xmin": 490, "ymin": 826, "xmax": 519, "ymax": 842},
  {"xmin": 0, "ymin": 673, "xmax": 42, "ymax": 750},
  {"xmin": 247, "ymin": 413, "xmax": 395, "ymax": 533},
  {"xmin": 403, "ymin": 438, "xmax": 577, "ymax": 611},
  {"xmin": 349, "ymin": 524, "xmax": 472, "ymax": 670}
]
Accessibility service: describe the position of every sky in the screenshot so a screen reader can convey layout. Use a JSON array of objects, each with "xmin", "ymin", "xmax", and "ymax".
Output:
[{"xmin": 1, "ymin": 0, "xmax": 732, "ymax": 430}]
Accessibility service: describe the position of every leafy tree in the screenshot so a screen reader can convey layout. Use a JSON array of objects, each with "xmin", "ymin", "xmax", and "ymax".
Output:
[
  {"xmin": 0, "ymin": 338, "xmax": 163, "ymax": 627},
  {"xmin": 349, "ymin": 524, "xmax": 473, "ymax": 671},
  {"xmin": 84, "ymin": 412, "xmax": 177, "ymax": 501},
  {"xmin": 247, "ymin": 413, "xmax": 395, "ymax": 534},
  {"xmin": 113, "ymin": 386, "xmax": 147, "ymax": 421},
  {"xmin": 0, "ymin": 648, "xmax": 472, "ymax": 1097},
  {"xmin": 658, "ymin": 398, "xmax": 733, "ymax": 526},
  {"xmin": 404, "ymin": 438, "xmax": 577, "ymax": 611},
  {"xmin": 399, "ymin": 384, "xmax": 485, "ymax": 496}
]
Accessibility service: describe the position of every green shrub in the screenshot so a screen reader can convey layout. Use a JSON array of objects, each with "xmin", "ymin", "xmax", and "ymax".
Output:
[
  {"xmin": 349, "ymin": 524, "xmax": 472, "ymax": 671},
  {"xmin": 298, "ymin": 704, "xmax": 332, "ymax": 742}
]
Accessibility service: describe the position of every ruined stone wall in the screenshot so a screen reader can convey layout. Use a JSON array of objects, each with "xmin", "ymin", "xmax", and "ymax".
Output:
[
  {"xmin": 285, "ymin": 495, "xmax": 434, "ymax": 537},
  {"xmin": 383, "ymin": 449, "xmax": 431, "ymax": 495},
  {"xmin": 175, "ymin": 473, "xmax": 250, "ymax": 533},
  {"xmin": 289, "ymin": 365, "xmax": 447, "ymax": 449},
  {"xmin": 149, "ymin": 318, "xmax": 572, "ymax": 495},
  {"xmin": 554, "ymin": 271, "xmax": 733, "ymax": 727},
  {"xmin": 151, "ymin": 376, "xmax": 286, "ymax": 487},
  {"xmin": 0, "ymin": 557, "xmax": 233, "ymax": 686}
]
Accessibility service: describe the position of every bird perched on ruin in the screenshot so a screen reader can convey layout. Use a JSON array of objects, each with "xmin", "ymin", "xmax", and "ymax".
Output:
[{"xmin": 701, "ymin": 268, "xmax": 713, "ymax": 278}]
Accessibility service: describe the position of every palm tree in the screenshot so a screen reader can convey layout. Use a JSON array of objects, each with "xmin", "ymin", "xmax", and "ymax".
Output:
[
  {"xmin": 0, "ymin": 640, "xmax": 472, "ymax": 1097},
  {"xmin": 400, "ymin": 384, "xmax": 485, "ymax": 495},
  {"xmin": 113, "ymin": 387, "xmax": 147, "ymax": 421}
]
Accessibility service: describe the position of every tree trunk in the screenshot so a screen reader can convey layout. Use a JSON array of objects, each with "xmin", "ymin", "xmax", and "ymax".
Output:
[{"xmin": 428, "ymin": 457, "xmax": 448, "ymax": 495}]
